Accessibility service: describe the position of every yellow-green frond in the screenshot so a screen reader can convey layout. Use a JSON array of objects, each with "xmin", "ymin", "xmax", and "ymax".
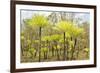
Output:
[
  {"xmin": 31, "ymin": 14, "xmax": 49, "ymax": 27},
  {"xmin": 56, "ymin": 21, "xmax": 73, "ymax": 32}
]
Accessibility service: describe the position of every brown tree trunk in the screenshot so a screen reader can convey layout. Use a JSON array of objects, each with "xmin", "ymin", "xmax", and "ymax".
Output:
[
  {"xmin": 39, "ymin": 27, "xmax": 41, "ymax": 62},
  {"xmin": 71, "ymin": 38, "xmax": 77, "ymax": 60},
  {"xmin": 66, "ymin": 40, "xmax": 69, "ymax": 60},
  {"xmin": 63, "ymin": 32, "xmax": 66, "ymax": 60}
]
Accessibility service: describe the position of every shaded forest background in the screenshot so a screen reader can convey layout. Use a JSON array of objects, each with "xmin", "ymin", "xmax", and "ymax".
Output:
[{"xmin": 20, "ymin": 11, "xmax": 90, "ymax": 62}]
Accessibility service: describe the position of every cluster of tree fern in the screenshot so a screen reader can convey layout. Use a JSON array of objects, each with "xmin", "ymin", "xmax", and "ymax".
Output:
[{"xmin": 21, "ymin": 13, "xmax": 90, "ymax": 62}]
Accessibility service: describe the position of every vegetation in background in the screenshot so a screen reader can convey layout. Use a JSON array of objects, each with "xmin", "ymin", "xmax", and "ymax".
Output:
[{"xmin": 21, "ymin": 12, "xmax": 90, "ymax": 62}]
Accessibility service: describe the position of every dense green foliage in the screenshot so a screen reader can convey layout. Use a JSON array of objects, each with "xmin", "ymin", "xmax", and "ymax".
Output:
[{"xmin": 21, "ymin": 13, "xmax": 90, "ymax": 62}]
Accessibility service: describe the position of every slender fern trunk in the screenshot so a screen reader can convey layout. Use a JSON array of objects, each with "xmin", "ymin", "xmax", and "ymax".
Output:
[
  {"xmin": 39, "ymin": 27, "xmax": 41, "ymax": 62},
  {"xmin": 66, "ymin": 40, "xmax": 69, "ymax": 60},
  {"xmin": 46, "ymin": 40, "xmax": 49, "ymax": 59},
  {"xmin": 63, "ymin": 32, "xmax": 66, "ymax": 60},
  {"xmin": 71, "ymin": 38, "xmax": 77, "ymax": 60},
  {"xmin": 76, "ymin": 40, "xmax": 80, "ymax": 59},
  {"xmin": 52, "ymin": 44, "xmax": 54, "ymax": 57},
  {"xmin": 76, "ymin": 48, "xmax": 79, "ymax": 59},
  {"xmin": 57, "ymin": 49, "xmax": 60, "ymax": 60},
  {"xmin": 55, "ymin": 42, "xmax": 60, "ymax": 60},
  {"xmin": 21, "ymin": 46, "xmax": 24, "ymax": 56}
]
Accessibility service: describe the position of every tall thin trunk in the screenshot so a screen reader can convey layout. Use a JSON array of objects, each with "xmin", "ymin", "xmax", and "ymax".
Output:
[
  {"xmin": 39, "ymin": 27, "xmax": 41, "ymax": 62},
  {"xmin": 21, "ymin": 43, "xmax": 24, "ymax": 56},
  {"xmin": 44, "ymin": 52, "xmax": 47, "ymax": 59},
  {"xmin": 55, "ymin": 41, "xmax": 60, "ymax": 60},
  {"xmin": 71, "ymin": 38, "xmax": 77, "ymax": 60},
  {"xmin": 63, "ymin": 32, "xmax": 66, "ymax": 60},
  {"xmin": 46, "ymin": 40, "xmax": 49, "ymax": 59},
  {"xmin": 76, "ymin": 40, "xmax": 80, "ymax": 59},
  {"xmin": 52, "ymin": 44, "xmax": 54, "ymax": 57},
  {"xmin": 57, "ymin": 49, "xmax": 60, "ymax": 60},
  {"xmin": 76, "ymin": 48, "xmax": 79, "ymax": 59},
  {"xmin": 66, "ymin": 40, "xmax": 69, "ymax": 60}
]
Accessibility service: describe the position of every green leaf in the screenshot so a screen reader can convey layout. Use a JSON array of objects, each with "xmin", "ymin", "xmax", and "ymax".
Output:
[
  {"xmin": 57, "ymin": 45, "xmax": 61, "ymax": 49},
  {"xmin": 21, "ymin": 35, "xmax": 24, "ymax": 40},
  {"xmin": 69, "ymin": 40, "xmax": 74, "ymax": 48},
  {"xmin": 27, "ymin": 39, "xmax": 31, "ymax": 44},
  {"xmin": 41, "ymin": 47, "xmax": 48, "ymax": 52},
  {"xmin": 50, "ymin": 34, "xmax": 61, "ymax": 41},
  {"xmin": 65, "ymin": 32, "xmax": 71, "ymax": 38},
  {"xmin": 42, "ymin": 36, "xmax": 51, "ymax": 41},
  {"xmin": 84, "ymin": 48, "xmax": 89, "ymax": 52},
  {"xmin": 29, "ymin": 48, "xmax": 36, "ymax": 53},
  {"xmin": 34, "ymin": 40, "xmax": 39, "ymax": 43}
]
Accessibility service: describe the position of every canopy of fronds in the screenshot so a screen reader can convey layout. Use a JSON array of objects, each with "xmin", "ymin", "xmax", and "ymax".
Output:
[
  {"xmin": 56, "ymin": 21, "xmax": 73, "ymax": 32},
  {"xmin": 69, "ymin": 26, "xmax": 84, "ymax": 38},
  {"xmin": 25, "ymin": 14, "xmax": 49, "ymax": 28},
  {"xmin": 56, "ymin": 21, "xmax": 84, "ymax": 38}
]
